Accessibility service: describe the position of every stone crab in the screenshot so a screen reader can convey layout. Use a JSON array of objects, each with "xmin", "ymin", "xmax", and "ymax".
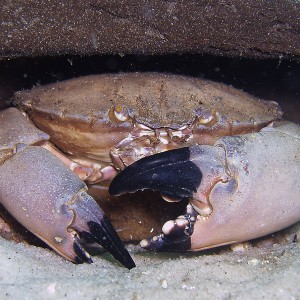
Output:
[{"xmin": 0, "ymin": 72, "xmax": 298, "ymax": 264}]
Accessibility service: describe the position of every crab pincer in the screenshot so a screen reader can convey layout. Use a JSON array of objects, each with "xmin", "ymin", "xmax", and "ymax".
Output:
[
  {"xmin": 0, "ymin": 109, "xmax": 135, "ymax": 269},
  {"xmin": 0, "ymin": 146, "xmax": 135, "ymax": 268},
  {"xmin": 109, "ymin": 147, "xmax": 203, "ymax": 251},
  {"xmin": 110, "ymin": 121, "xmax": 300, "ymax": 252}
]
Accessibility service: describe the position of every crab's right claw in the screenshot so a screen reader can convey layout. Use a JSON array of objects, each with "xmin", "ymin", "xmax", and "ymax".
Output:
[
  {"xmin": 0, "ymin": 146, "xmax": 135, "ymax": 269},
  {"xmin": 66, "ymin": 190, "xmax": 136, "ymax": 269}
]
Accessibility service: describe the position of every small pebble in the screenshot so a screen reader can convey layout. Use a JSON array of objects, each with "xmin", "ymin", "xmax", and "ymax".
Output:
[
  {"xmin": 46, "ymin": 283, "xmax": 56, "ymax": 294},
  {"xmin": 248, "ymin": 258, "xmax": 260, "ymax": 266},
  {"xmin": 161, "ymin": 279, "xmax": 168, "ymax": 289}
]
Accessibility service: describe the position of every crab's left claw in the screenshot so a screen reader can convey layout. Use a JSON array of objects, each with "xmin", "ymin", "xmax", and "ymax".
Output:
[
  {"xmin": 109, "ymin": 147, "xmax": 207, "ymax": 252},
  {"xmin": 0, "ymin": 146, "xmax": 135, "ymax": 269},
  {"xmin": 138, "ymin": 203, "xmax": 199, "ymax": 252},
  {"xmin": 109, "ymin": 147, "xmax": 202, "ymax": 201},
  {"xmin": 110, "ymin": 122, "xmax": 300, "ymax": 254}
]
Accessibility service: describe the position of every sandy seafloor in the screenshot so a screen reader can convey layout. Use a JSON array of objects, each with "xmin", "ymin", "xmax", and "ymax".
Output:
[{"xmin": 1, "ymin": 223, "xmax": 300, "ymax": 300}]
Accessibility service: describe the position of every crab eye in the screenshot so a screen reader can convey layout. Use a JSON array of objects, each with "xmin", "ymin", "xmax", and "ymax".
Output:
[
  {"xmin": 195, "ymin": 108, "xmax": 219, "ymax": 127},
  {"xmin": 109, "ymin": 105, "xmax": 130, "ymax": 123}
]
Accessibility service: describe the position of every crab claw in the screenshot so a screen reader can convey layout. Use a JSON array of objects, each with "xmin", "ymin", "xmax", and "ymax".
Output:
[
  {"xmin": 0, "ymin": 146, "xmax": 135, "ymax": 269},
  {"xmin": 139, "ymin": 204, "xmax": 199, "ymax": 252},
  {"xmin": 109, "ymin": 146, "xmax": 206, "ymax": 252},
  {"xmin": 109, "ymin": 147, "xmax": 202, "ymax": 201},
  {"xmin": 61, "ymin": 190, "xmax": 136, "ymax": 269},
  {"xmin": 110, "ymin": 122, "xmax": 300, "ymax": 254}
]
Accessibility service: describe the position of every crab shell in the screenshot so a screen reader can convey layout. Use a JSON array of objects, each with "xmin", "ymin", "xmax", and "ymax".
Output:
[{"xmin": 13, "ymin": 73, "xmax": 282, "ymax": 241}]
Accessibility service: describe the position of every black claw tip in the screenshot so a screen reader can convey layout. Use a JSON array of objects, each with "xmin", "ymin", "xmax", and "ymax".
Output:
[
  {"xmin": 73, "ymin": 241, "xmax": 93, "ymax": 264},
  {"xmin": 109, "ymin": 147, "xmax": 202, "ymax": 200},
  {"xmin": 86, "ymin": 219, "xmax": 136, "ymax": 269},
  {"xmin": 141, "ymin": 234, "xmax": 191, "ymax": 252},
  {"xmin": 141, "ymin": 205, "xmax": 197, "ymax": 252}
]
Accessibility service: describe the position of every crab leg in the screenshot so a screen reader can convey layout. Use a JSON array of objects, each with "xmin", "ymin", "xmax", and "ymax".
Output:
[
  {"xmin": 0, "ymin": 145, "xmax": 135, "ymax": 269},
  {"xmin": 41, "ymin": 142, "xmax": 117, "ymax": 184},
  {"xmin": 109, "ymin": 121, "xmax": 300, "ymax": 252}
]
